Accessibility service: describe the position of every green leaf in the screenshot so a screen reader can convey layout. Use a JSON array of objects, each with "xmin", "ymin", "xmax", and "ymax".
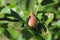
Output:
[
  {"xmin": 58, "ymin": 7, "xmax": 60, "ymax": 12},
  {"xmin": 0, "ymin": 14, "xmax": 4, "ymax": 18},
  {"xmin": 56, "ymin": 20, "xmax": 60, "ymax": 28},
  {"xmin": 7, "ymin": 28, "xmax": 19, "ymax": 39},
  {"xmin": 0, "ymin": 0, "xmax": 6, "ymax": 6},
  {"xmin": 0, "ymin": 6, "xmax": 5, "ymax": 11},
  {"xmin": 45, "ymin": 13, "xmax": 54, "ymax": 26},
  {"xmin": 8, "ymin": 4, "xmax": 16, "ymax": 8},
  {"xmin": 0, "ymin": 27, "xmax": 4, "ymax": 35},
  {"xmin": 14, "ymin": 22, "xmax": 22, "ymax": 27},
  {"xmin": 0, "ymin": 21, "xmax": 8, "ymax": 24},
  {"xmin": 7, "ymin": 16, "xmax": 16, "ymax": 19},
  {"xmin": 29, "ymin": 0, "xmax": 37, "ymax": 12},
  {"xmin": 18, "ymin": 28, "xmax": 32, "ymax": 40},
  {"xmin": 53, "ymin": 0, "xmax": 59, "ymax": 3},
  {"xmin": 47, "ymin": 33, "xmax": 52, "ymax": 40},
  {"xmin": 19, "ymin": 11, "xmax": 29, "ymax": 22},
  {"xmin": 38, "ymin": 0, "xmax": 43, "ymax": 4},
  {"xmin": 7, "ymin": 0, "xmax": 18, "ymax": 4},
  {"xmin": 11, "ymin": 10, "xmax": 25, "ymax": 23},
  {"xmin": 18, "ymin": 33, "xmax": 25, "ymax": 40},
  {"xmin": 41, "ymin": 5, "xmax": 55, "ymax": 12},
  {"xmin": 8, "ymin": 22, "xmax": 14, "ymax": 28},
  {"xmin": 19, "ymin": 0, "xmax": 27, "ymax": 11},
  {"xmin": 1, "ymin": 7, "xmax": 11, "ymax": 14},
  {"xmin": 37, "ymin": 13, "xmax": 43, "ymax": 21},
  {"xmin": 28, "ymin": 28, "xmax": 43, "ymax": 40},
  {"xmin": 23, "ymin": 11, "xmax": 30, "ymax": 22}
]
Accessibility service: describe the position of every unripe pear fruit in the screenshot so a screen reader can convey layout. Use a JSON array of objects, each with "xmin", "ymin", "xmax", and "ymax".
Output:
[{"xmin": 28, "ymin": 12, "xmax": 37, "ymax": 28}]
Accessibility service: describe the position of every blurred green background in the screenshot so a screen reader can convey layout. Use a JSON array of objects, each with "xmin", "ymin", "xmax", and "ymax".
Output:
[{"xmin": 0, "ymin": 0, "xmax": 60, "ymax": 40}]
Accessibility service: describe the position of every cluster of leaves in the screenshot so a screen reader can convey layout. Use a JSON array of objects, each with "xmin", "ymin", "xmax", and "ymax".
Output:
[{"xmin": 0, "ymin": 0, "xmax": 60, "ymax": 40}]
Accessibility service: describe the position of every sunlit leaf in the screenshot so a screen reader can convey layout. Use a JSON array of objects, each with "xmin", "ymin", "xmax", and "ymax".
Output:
[
  {"xmin": 1, "ymin": 7, "xmax": 11, "ymax": 14},
  {"xmin": 45, "ymin": 13, "xmax": 54, "ymax": 26},
  {"xmin": 0, "ymin": 21, "xmax": 8, "ymax": 24},
  {"xmin": 0, "ymin": 0, "xmax": 6, "ymax": 6},
  {"xmin": 8, "ymin": 4, "xmax": 16, "ymax": 8},
  {"xmin": 37, "ymin": 13, "xmax": 43, "ymax": 21},
  {"xmin": 47, "ymin": 33, "xmax": 52, "ymax": 40},
  {"xmin": 56, "ymin": 20, "xmax": 60, "ymax": 28},
  {"xmin": 38, "ymin": 0, "xmax": 43, "ymax": 4},
  {"xmin": 53, "ymin": 0, "xmax": 59, "ymax": 3}
]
